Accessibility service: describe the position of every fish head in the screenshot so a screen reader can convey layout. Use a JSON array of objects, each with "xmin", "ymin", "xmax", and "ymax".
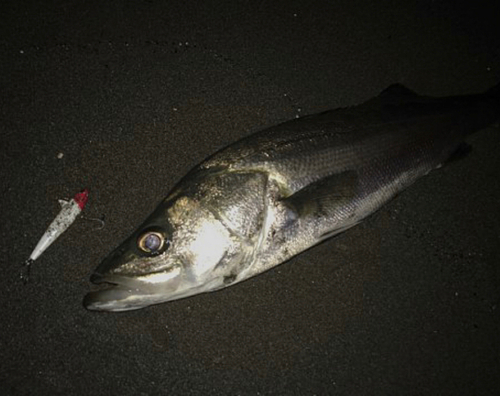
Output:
[{"xmin": 84, "ymin": 171, "xmax": 268, "ymax": 311}]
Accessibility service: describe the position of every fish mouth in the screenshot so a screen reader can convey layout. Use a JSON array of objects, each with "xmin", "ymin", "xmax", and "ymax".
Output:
[{"xmin": 83, "ymin": 273, "xmax": 155, "ymax": 312}]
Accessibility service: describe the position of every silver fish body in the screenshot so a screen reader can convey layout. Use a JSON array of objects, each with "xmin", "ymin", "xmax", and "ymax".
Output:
[{"xmin": 84, "ymin": 83, "xmax": 499, "ymax": 311}]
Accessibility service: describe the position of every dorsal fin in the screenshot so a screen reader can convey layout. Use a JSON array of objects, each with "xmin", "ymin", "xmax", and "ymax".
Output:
[
  {"xmin": 368, "ymin": 83, "xmax": 420, "ymax": 106},
  {"xmin": 379, "ymin": 83, "xmax": 418, "ymax": 98}
]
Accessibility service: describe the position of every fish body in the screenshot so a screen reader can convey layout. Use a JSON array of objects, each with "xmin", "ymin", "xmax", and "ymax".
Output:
[{"xmin": 84, "ymin": 84, "xmax": 499, "ymax": 311}]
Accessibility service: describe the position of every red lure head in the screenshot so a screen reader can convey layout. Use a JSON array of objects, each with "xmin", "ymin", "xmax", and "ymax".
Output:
[{"xmin": 74, "ymin": 189, "xmax": 89, "ymax": 210}]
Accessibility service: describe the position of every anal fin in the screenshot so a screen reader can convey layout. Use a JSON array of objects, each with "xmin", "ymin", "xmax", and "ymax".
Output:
[{"xmin": 444, "ymin": 142, "xmax": 472, "ymax": 166}]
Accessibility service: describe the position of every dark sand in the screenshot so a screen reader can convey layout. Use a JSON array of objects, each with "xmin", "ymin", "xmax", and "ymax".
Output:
[{"xmin": 1, "ymin": 1, "xmax": 499, "ymax": 394}]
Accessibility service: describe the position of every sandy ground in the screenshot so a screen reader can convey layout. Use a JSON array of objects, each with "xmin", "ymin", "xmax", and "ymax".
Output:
[{"xmin": 1, "ymin": 1, "xmax": 499, "ymax": 394}]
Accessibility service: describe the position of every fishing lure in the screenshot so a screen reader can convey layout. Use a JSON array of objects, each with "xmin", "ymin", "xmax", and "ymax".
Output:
[{"xmin": 21, "ymin": 189, "xmax": 89, "ymax": 283}]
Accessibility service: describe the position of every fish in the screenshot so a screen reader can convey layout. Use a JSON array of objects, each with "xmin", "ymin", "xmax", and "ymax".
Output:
[
  {"xmin": 22, "ymin": 189, "xmax": 89, "ymax": 284},
  {"xmin": 84, "ymin": 83, "xmax": 499, "ymax": 312}
]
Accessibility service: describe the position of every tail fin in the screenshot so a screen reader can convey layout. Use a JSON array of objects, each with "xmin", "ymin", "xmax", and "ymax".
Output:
[{"xmin": 485, "ymin": 81, "xmax": 500, "ymax": 97}]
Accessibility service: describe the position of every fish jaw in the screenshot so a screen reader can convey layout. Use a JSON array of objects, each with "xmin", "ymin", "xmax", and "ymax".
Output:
[
  {"xmin": 84, "ymin": 262, "xmax": 207, "ymax": 311},
  {"xmin": 83, "ymin": 226, "xmax": 233, "ymax": 311},
  {"xmin": 83, "ymin": 270, "xmax": 226, "ymax": 311},
  {"xmin": 83, "ymin": 279, "xmax": 152, "ymax": 312},
  {"xmin": 83, "ymin": 270, "xmax": 179, "ymax": 311}
]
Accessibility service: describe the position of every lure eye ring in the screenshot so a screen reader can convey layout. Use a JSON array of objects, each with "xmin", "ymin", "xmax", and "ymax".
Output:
[{"xmin": 137, "ymin": 230, "xmax": 166, "ymax": 254}]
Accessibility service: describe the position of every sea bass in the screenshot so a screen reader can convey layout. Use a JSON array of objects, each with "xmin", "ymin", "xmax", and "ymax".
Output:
[{"xmin": 84, "ymin": 83, "xmax": 499, "ymax": 311}]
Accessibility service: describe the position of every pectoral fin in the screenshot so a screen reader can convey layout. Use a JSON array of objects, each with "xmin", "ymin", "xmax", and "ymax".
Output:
[{"xmin": 283, "ymin": 171, "xmax": 359, "ymax": 219}]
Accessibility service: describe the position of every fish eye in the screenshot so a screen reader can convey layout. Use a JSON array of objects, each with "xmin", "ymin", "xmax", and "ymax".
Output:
[{"xmin": 137, "ymin": 230, "xmax": 166, "ymax": 254}]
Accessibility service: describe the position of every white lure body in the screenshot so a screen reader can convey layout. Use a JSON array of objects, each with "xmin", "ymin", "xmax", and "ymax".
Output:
[{"xmin": 22, "ymin": 189, "xmax": 88, "ymax": 283}]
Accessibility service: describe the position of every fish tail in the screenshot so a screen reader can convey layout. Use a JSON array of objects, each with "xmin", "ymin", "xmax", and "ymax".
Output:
[
  {"xmin": 483, "ymin": 81, "xmax": 500, "ymax": 126},
  {"xmin": 485, "ymin": 81, "xmax": 500, "ymax": 97}
]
